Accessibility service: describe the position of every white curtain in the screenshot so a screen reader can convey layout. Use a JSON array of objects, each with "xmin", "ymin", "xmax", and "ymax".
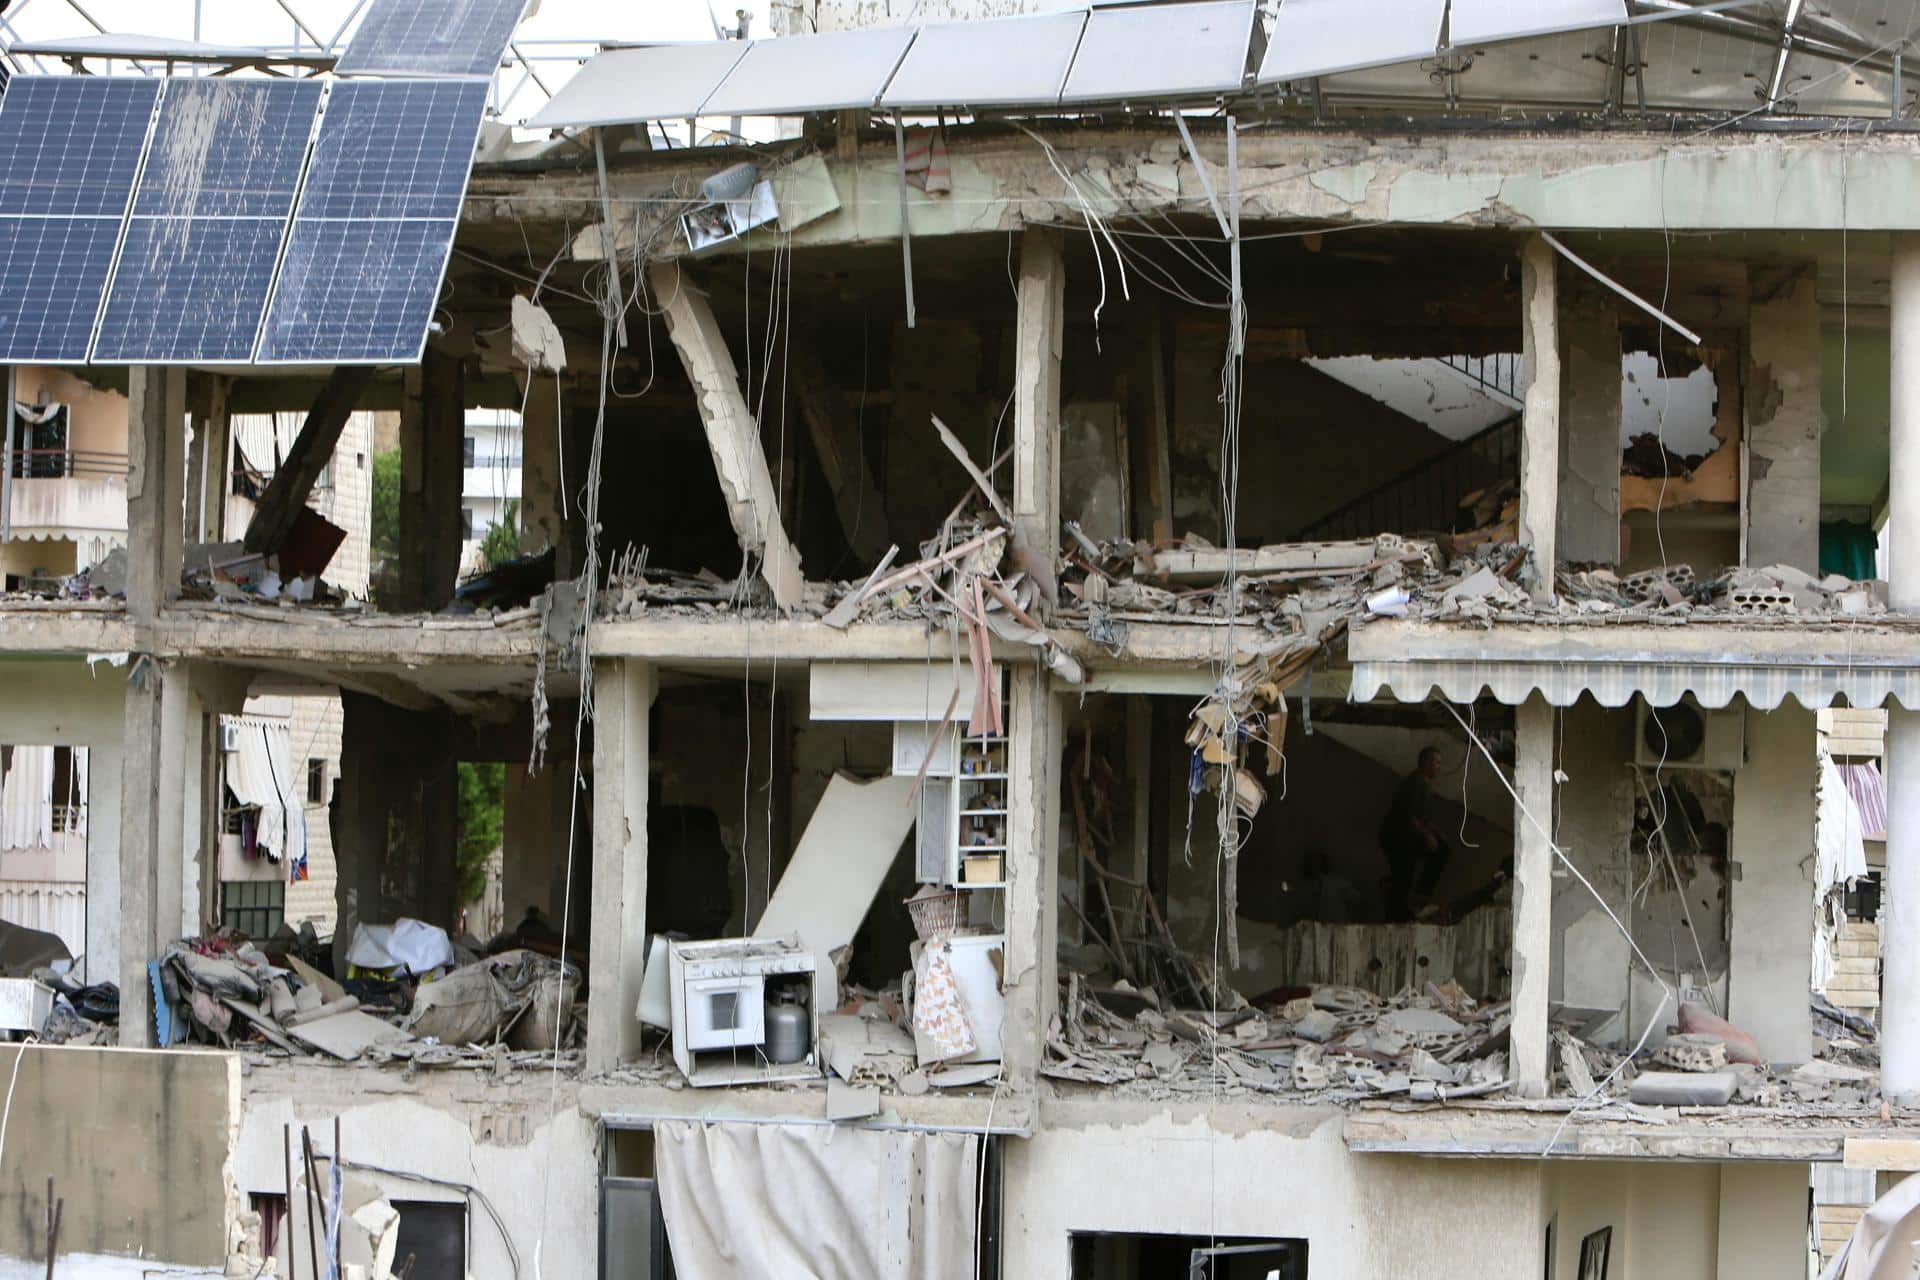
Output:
[
  {"xmin": 224, "ymin": 719, "xmax": 306, "ymax": 871},
  {"xmin": 70, "ymin": 747, "xmax": 87, "ymax": 842},
  {"xmin": 0, "ymin": 746, "xmax": 53, "ymax": 851},
  {"xmin": 654, "ymin": 1121, "xmax": 980, "ymax": 1280}
]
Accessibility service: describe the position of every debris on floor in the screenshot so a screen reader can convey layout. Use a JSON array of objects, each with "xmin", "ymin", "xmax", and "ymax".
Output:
[
  {"xmin": 152, "ymin": 925, "xmax": 583, "ymax": 1066},
  {"xmin": 1043, "ymin": 971, "xmax": 1510, "ymax": 1101}
]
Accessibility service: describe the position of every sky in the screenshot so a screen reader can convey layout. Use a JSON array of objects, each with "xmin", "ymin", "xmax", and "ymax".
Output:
[{"xmin": 0, "ymin": 0, "xmax": 775, "ymax": 122}]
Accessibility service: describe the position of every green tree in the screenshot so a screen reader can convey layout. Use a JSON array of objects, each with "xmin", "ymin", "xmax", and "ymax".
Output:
[
  {"xmin": 478, "ymin": 499, "xmax": 524, "ymax": 569},
  {"xmin": 370, "ymin": 448, "xmax": 402, "ymax": 566},
  {"xmin": 455, "ymin": 761, "xmax": 504, "ymax": 908}
]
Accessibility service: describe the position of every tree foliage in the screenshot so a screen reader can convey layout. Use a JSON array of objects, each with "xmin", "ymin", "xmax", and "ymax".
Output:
[
  {"xmin": 455, "ymin": 761, "xmax": 504, "ymax": 908},
  {"xmin": 478, "ymin": 498, "xmax": 524, "ymax": 570},
  {"xmin": 369, "ymin": 448, "xmax": 402, "ymax": 567}
]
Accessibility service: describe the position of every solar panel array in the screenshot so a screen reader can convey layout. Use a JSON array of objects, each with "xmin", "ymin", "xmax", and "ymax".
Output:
[
  {"xmin": 0, "ymin": 69, "xmax": 487, "ymax": 366},
  {"xmin": 258, "ymin": 80, "xmax": 490, "ymax": 363},
  {"xmin": 334, "ymin": 0, "xmax": 528, "ymax": 79},
  {"xmin": 95, "ymin": 79, "xmax": 322, "ymax": 363},
  {"xmin": 0, "ymin": 78, "xmax": 159, "ymax": 362}
]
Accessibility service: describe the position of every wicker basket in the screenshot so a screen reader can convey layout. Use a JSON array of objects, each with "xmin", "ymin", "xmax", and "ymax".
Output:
[{"xmin": 905, "ymin": 888, "xmax": 966, "ymax": 941}]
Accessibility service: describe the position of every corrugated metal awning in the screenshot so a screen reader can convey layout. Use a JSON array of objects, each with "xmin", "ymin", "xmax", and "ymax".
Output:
[
  {"xmin": 1351, "ymin": 657, "xmax": 1920, "ymax": 710},
  {"xmin": 1348, "ymin": 618, "xmax": 1920, "ymax": 710}
]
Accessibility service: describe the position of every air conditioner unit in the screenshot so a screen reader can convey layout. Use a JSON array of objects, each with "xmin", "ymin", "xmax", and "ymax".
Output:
[
  {"xmin": 220, "ymin": 721, "xmax": 242, "ymax": 753},
  {"xmin": 1635, "ymin": 698, "xmax": 1744, "ymax": 771}
]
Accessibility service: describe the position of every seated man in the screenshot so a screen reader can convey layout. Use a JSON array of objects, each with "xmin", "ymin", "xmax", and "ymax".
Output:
[{"xmin": 1379, "ymin": 746, "xmax": 1451, "ymax": 920}]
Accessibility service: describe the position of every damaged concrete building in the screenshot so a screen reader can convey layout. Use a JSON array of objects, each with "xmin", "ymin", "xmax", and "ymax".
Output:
[{"xmin": 6, "ymin": 0, "xmax": 1920, "ymax": 1274}]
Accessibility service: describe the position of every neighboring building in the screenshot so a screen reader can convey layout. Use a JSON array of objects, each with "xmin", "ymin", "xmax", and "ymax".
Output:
[
  {"xmin": 459, "ymin": 406, "xmax": 523, "ymax": 575},
  {"xmin": 15, "ymin": 3, "xmax": 1920, "ymax": 1278}
]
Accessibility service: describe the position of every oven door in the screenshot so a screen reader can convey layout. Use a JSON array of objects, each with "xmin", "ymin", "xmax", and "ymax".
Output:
[{"xmin": 682, "ymin": 973, "xmax": 766, "ymax": 1050}]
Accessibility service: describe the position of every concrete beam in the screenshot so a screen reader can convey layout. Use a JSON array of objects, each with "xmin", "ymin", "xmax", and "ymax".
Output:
[
  {"xmin": 1886, "ymin": 233, "xmax": 1920, "ymax": 1103},
  {"xmin": 1348, "ymin": 617, "xmax": 1920, "ymax": 668},
  {"xmin": 588, "ymin": 657, "xmax": 655, "ymax": 1073},
  {"xmin": 1745, "ymin": 265, "xmax": 1822, "ymax": 572},
  {"xmin": 649, "ymin": 261, "xmax": 805, "ymax": 611},
  {"xmin": 1518, "ymin": 236, "xmax": 1560, "ymax": 603},
  {"xmin": 467, "ymin": 128, "xmax": 1920, "ymax": 261},
  {"xmin": 1510, "ymin": 694, "xmax": 1554, "ymax": 1098},
  {"xmin": 118, "ymin": 657, "xmax": 185, "ymax": 1045}
]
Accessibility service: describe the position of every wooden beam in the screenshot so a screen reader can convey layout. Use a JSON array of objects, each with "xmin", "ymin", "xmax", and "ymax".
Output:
[
  {"xmin": 241, "ymin": 365, "xmax": 373, "ymax": 553},
  {"xmin": 789, "ymin": 343, "xmax": 891, "ymax": 564},
  {"xmin": 649, "ymin": 261, "xmax": 804, "ymax": 611}
]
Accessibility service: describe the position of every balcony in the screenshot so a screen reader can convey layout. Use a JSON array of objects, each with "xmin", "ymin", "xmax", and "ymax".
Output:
[{"xmin": 4, "ymin": 449, "xmax": 129, "ymax": 561}]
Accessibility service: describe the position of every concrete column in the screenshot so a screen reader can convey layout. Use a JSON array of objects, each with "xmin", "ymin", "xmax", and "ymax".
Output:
[
  {"xmin": 1727, "ymin": 703, "xmax": 1815, "ymax": 1064},
  {"xmin": 1013, "ymin": 228, "xmax": 1065, "ymax": 602},
  {"xmin": 1518, "ymin": 235, "xmax": 1560, "ymax": 603},
  {"xmin": 1002, "ymin": 226, "xmax": 1066, "ymax": 1091},
  {"xmin": 519, "ymin": 368, "xmax": 569, "ymax": 579},
  {"xmin": 396, "ymin": 348, "xmax": 465, "ymax": 612},
  {"xmin": 588, "ymin": 657, "xmax": 654, "ymax": 1073},
  {"xmin": 125, "ymin": 366, "xmax": 186, "ymax": 623},
  {"xmin": 1745, "ymin": 264, "xmax": 1822, "ymax": 572},
  {"xmin": 1004, "ymin": 667, "xmax": 1062, "ymax": 1091},
  {"xmin": 1510, "ymin": 694, "xmax": 1555, "ymax": 1097},
  {"xmin": 1887, "ymin": 238, "xmax": 1920, "ymax": 1101},
  {"xmin": 1556, "ymin": 289, "xmax": 1621, "ymax": 565},
  {"xmin": 118, "ymin": 658, "xmax": 186, "ymax": 1046}
]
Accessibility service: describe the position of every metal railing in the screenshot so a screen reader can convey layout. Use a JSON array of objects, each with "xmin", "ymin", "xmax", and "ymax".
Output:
[
  {"xmin": 1296, "ymin": 414, "xmax": 1519, "ymax": 541},
  {"xmin": 5, "ymin": 448, "xmax": 130, "ymax": 481}
]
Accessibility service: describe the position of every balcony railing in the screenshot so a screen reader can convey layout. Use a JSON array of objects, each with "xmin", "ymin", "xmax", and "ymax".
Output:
[{"xmin": 5, "ymin": 448, "xmax": 129, "ymax": 480}]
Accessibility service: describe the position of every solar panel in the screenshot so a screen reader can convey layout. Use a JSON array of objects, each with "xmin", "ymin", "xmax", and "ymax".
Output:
[
  {"xmin": 0, "ymin": 78, "xmax": 159, "ymax": 361},
  {"xmin": 1259, "ymin": 0, "xmax": 1447, "ymax": 82},
  {"xmin": 1447, "ymin": 0, "xmax": 1628, "ymax": 47},
  {"xmin": 335, "ymin": 0, "xmax": 528, "ymax": 78},
  {"xmin": 295, "ymin": 79, "xmax": 489, "ymax": 218},
  {"xmin": 1060, "ymin": 0, "xmax": 1258, "ymax": 104},
  {"xmin": 93, "ymin": 79, "xmax": 322, "ymax": 362},
  {"xmin": 257, "ymin": 79, "xmax": 488, "ymax": 363},
  {"xmin": 878, "ymin": 11, "xmax": 1089, "ymax": 110},
  {"xmin": 256, "ymin": 219, "xmax": 457, "ymax": 363},
  {"xmin": 95, "ymin": 220, "xmax": 289, "ymax": 362},
  {"xmin": 700, "ymin": 27, "xmax": 916, "ymax": 117},
  {"xmin": 526, "ymin": 42, "xmax": 750, "ymax": 128}
]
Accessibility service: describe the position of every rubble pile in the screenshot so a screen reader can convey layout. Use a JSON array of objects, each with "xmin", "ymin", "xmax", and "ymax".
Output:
[
  {"xmin": 1044, "ymin": 974, "xmax": 1511, "ymax": 1102},
  {"xmin": 151, "ymin": 920, "xmax": 583, "ymax": 1068},
  {"xmin": 1553, "ymin": 995, "xmax": 1884, "ymax": 1111}
]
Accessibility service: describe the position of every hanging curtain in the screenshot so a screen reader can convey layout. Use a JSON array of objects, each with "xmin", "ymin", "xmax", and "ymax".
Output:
[
  {"xmin": 0, "ymin": 746, "xmax": 54, "ymax": 851},
  {"xmin": 1820, "ymin": 521, "xmax": 1878, "ymax": 581},
  {"xmin": 653, "ymin": 1121, "xmax": 980, "ymax": 1280},
  {"xmin": 223, "ymin": 718, "xmax": 307, "ymax": 876},
  {"xmin": 69, "ymin": 747, "xmax": 87, "ymax": 842}
]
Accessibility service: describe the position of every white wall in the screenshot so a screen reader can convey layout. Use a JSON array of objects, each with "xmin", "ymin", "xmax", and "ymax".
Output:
[
  {"xmin": 232, "ymin": 1071, "xmax": 600, "ymax": 1280},
  {"xmin": 1004, "ymin": 1103, "xmax": 1547, "ymax": 1278},
  {"xmin": 0, "ymin": 658, "xmax": 127, "ymax": 983}
]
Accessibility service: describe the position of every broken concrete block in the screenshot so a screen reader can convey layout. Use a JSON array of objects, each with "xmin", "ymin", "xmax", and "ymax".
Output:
[
  {"xmin": 1655, "ymin": 1033, "xmax": 1729, "ymax": 1073},
  {"xmin": 827, "ymin": 1079, "xmax": 882, "ymax": 1121},
  {"xmin": 1142, "ymin": 1041, "xmax": 1185, "ymax": 1076},
  {"xmin": 1628, "ymin": 1069, "xmax": 1737, "ymax": 1106},
  {"xmin": 1291, "ymin": 1043, "xmax": 1329, "ymax": 1091},
  {"xmin": 1291, "ymin": 1008, "xmax": 1338, "ymax": 1043},
  {"xmin": 1378, "ymin": 1008, "xmax": 1465, "ymax": 1039}
]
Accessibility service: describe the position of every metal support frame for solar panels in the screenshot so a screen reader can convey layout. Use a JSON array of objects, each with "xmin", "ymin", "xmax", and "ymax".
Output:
[
  {"xmin": 250, "ymin": 76, "xmax": 495, "ymax": 366},
  {"xmin": 87, "ymin": 80, "xmax": 328, "ymax": 366}
]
